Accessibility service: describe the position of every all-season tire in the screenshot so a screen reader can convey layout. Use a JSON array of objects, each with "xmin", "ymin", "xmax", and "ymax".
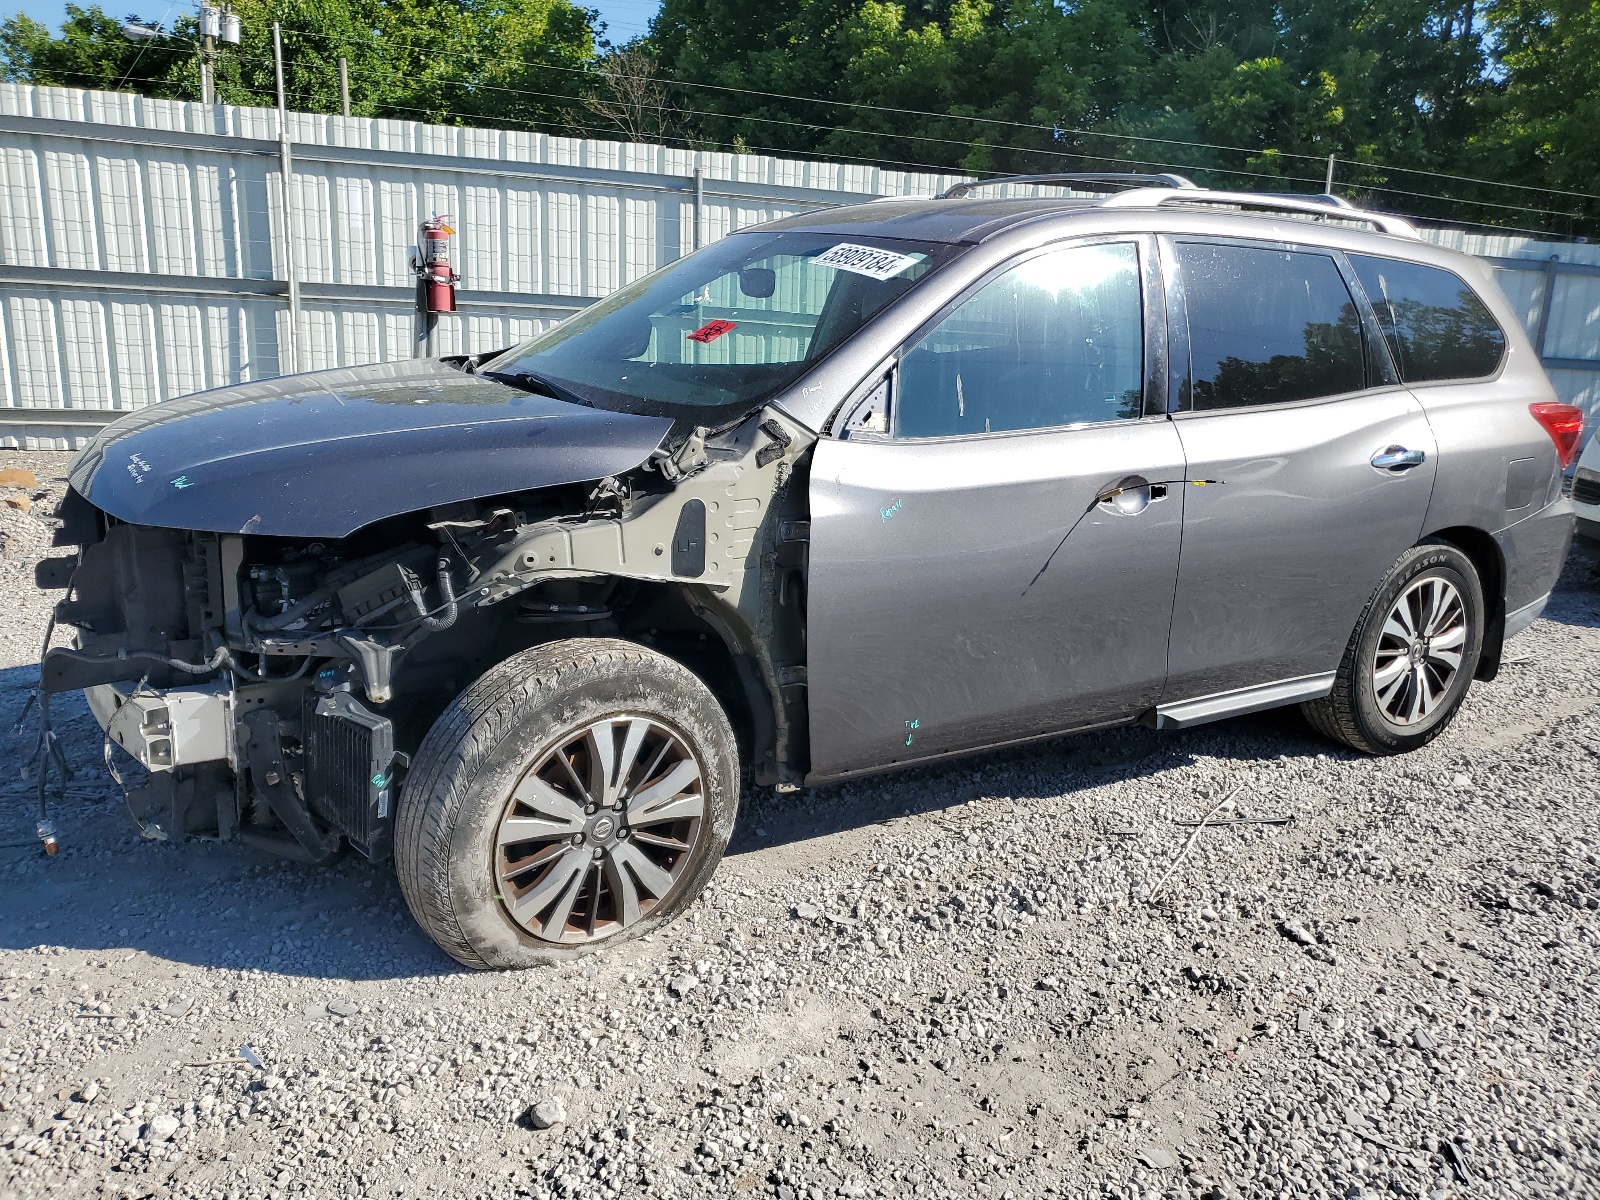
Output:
[
  {"xmin": 394, "ymin": 638, "xmax": 740, "ymax": 970},
  {"xmin": 1302, "ymin": 541, "xmax": 1485, "ymax": 756}
]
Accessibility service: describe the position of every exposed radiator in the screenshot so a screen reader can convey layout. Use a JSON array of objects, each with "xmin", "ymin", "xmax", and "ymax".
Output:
[{"xmin": 301, "ymin": 689, "xmax": 399, "ymax": 861}]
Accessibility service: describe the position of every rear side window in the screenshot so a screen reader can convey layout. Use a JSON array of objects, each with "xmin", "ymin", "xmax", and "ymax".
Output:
[
  {"xmin": 1177, "ymin": 242, "xmax": 1365, "ymax": 410},
  {"xmin": 1348, "ymin": 254, "xmax": 1506, "ymax": 382}
]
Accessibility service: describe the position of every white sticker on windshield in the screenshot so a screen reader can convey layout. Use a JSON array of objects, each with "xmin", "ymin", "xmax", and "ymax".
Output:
[{"xmin": 810, "ymin": 243, "xmax": 920, "ymax": 281}]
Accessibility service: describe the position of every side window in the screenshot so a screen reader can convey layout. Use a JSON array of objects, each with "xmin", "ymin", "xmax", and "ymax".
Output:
[
  {"xmin": 1348, "ymin": 254, "xmax": 1506, "ymax": 382},
  {"xmin": 1177, "ymin": 242, "xmax": 1366, "ymax": 410},
  {"xmin": 895, "ymin": 242, "xmax": 1143, "ymax": 438}
]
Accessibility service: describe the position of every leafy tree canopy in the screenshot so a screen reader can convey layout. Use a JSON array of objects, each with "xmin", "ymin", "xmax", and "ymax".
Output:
[{"xmin": 2, "ymin": 0, "xmax": 1597, "ymax": 232}]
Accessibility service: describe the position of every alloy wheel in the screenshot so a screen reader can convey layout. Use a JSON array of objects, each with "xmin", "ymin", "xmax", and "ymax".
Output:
[
  {"xmin": 1371, "ymin": 575, "xmax": 1468, "ymax": 726},
  {"xmin": 495, "ymin": 715, "xmax": 705, "ymax": 944}
]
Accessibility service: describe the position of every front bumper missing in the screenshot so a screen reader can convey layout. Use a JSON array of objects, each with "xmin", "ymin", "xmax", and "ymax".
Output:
[
  {"xmin": 86, "ymin": 676, "xmax": 402, "ymax": 861},
  {"xmin": 88, "ymin": 681, "xmax": 235, "ymax": 772}
]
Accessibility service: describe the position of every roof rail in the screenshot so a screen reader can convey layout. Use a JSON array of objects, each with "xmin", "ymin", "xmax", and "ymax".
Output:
[
  {"xmin": 1098, "ymin": 187, "xmax": 1418, "ymax": 237},
  {"xmin": 1250, "ymin": 192, "xmax": 1355, "ymax": 209},
  {"xmin": 939, "ymin": 172, "xmax": 1197, "ymax": 199}
]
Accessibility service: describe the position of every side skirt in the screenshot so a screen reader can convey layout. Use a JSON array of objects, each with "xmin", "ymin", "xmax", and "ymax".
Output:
[{"xmin": 1141, "ymin": 672, "xmax": 1336, "ymax": 731}]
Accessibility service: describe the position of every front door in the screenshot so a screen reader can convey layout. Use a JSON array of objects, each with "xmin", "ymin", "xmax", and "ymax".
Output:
[
  {"xmin": 806, "ymin": 238, "xmax": 1187, "ymax": 781},
  {"xmin": 1161, "ymin": 238, "xmax": 1440, "ymax": 701}
]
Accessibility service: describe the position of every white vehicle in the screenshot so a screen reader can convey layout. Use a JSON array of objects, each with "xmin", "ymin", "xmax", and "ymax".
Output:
[{"xmin": 1575, "ymin": 425, "xmax": 1600, "ymax": 562}]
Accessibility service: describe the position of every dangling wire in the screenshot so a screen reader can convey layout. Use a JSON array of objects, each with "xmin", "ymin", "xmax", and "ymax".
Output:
[
  {"xmin": 17, "ymin": 611, "xmax": 73, "ymax": 853},
  {"xmin": 101, "ymin": 686, "xmax": 165, "ymax": 841}
]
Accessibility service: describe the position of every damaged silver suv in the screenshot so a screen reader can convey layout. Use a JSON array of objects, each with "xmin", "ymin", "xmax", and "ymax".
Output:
[{"xmin": 35, "ymin": 174, "xmax": 1579, "ymax": 969}]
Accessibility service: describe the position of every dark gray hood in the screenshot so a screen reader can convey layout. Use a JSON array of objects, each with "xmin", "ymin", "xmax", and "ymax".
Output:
[{"xmin": 68, "ymin": 359, "xmax": 674, "ymax": 539}]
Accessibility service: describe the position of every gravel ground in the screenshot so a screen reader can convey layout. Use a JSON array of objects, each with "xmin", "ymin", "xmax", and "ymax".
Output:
[{"xmin": 3, "ymin": 447, "xmax": 1600, "ymax": 1200}]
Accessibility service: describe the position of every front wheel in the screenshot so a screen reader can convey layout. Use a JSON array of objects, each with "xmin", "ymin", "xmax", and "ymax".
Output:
[
  {"xmin": 394, "ymin": 638, "xmax": 740, "ymax": 969},
  {"xmin": 1302, "ymin": 541, "xmax": 1485, "ymax": 755}
]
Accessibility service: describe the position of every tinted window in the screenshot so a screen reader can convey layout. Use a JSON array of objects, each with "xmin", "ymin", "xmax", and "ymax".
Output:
[
  {"xmin": 1349, "ymin": 254, "xmax": 1506, "ymax": 382},
  {"xmin": 1178, "ymin": 243, "xmax": 1365, "ymax": 410},
  {"xmin": 896, "ymin": 242, "xmax": 1143, "ymax": 438}
]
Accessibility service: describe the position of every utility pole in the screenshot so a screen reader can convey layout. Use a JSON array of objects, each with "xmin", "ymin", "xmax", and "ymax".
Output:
[
  {"xmin": 199, "ymin": 5, "xmax": 218, "ymax": 104},
  {"xmin": 338, "ymin": 57, "xmax": 350, "ymax": 117},
  {"xmin": 273, "ymin": 22, "xmax": 300, "ymax": 374},
  {"xmin": 693, "ymin": 166, "xmax": 704, "ymax": 250},
  {"xmin": 1324, "ymin": 154, "xmax": 1336, "ymax": 196}
]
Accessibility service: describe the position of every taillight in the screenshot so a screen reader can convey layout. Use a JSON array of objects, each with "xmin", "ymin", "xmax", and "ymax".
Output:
[{"xmin": 1530, "ymin": 402, "xmax": 1585, "ymax": 469}]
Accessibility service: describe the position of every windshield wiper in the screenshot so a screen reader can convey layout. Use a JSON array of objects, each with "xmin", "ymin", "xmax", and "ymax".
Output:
[{"xmin": 481, "ymin": 369, "xmax": 593, "ymax": 408}]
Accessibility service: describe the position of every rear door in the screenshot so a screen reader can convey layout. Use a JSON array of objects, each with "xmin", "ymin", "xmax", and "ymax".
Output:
[
  {"xmin": 805, "ymin": 236, "xmax": 1187, "ymax": 780},
  {"xmin": 1162, "ymin": 237, "xmax": 1439, "ymax": 703}
]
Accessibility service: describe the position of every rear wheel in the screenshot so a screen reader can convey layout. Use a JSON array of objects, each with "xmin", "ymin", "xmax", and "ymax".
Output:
[
  {"xmin": 394, "ymin": 638, "xmax": 740, "ymax": 969},
  {"xmin": 1302, "ymin": 541, "xmax": 1484, "ymax": 755}
]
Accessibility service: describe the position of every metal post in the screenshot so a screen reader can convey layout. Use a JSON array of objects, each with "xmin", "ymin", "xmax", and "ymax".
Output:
[
  {"xmin": 693, "ymin": 167, "xmax": 704, "ymax": 250},
  {"xmin": 273, "ymin": 22, "xmax": 300, "ymax": 375},
  {"xmin": 1324, "ymin": 154, "xmax": 1336, "ymax": 196},
  {"xmin": 338, "ymin": 57, "xmax": 350, "ymax": 118},
  {"xmin": 415, "ymin": 283, "xmax": 438, "ymax": 359},
  {"xmin": 1533, "ymin": 254, "xmax": 1561, "ymax": 360},
  {"xmin": 201, "ymin": 33, "xmax": 214, "ymax": 105}
]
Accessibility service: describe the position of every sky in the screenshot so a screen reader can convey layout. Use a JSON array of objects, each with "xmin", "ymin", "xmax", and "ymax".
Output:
[{"xmin": 5, "ymin": 0, "xmax": 663, "ymax": 46}]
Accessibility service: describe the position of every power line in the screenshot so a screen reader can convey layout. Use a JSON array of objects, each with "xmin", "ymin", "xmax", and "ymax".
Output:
[
  {"xmin": 268, "ymin": 20, "xmax": 1600, "ymax": 208},
  {"xmin": 220, "ymin": 62, "xmax": 978, "ymax": 180},
  {"xmin": 21, "ymin": 61, "xmax": 1588, "ymax": 240},
  {"xmin": 1345, "ymin": 178, "xmax": 1586, "ymax": 223},
  {"xmin": 250, "ymin": 39, "xmax": 1591, "ymax": 226},
  {"xmin": 35, "ymin": 39, "xmax": 1592, "ymax": 233},
  {"xmin": 113, "ymin": 0, "xmax": 183, "ymax": 90},
  {"xmin": 299, "ymin": 69, "xmax": 1452, "ymax": 213}
]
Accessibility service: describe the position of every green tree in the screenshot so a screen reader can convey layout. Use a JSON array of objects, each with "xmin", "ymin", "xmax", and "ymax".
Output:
[
  {"xmin": 2, "ymin": 0, "xmax": 602, "ymax": 131},
  {"xmin": 0, "ymin": 5, "xmax": 192, "ymax": 95},
  {"xmin": 208, "ymin": 0, "xmax": 598, "ymax": 127},
  {"xmin": 5, "ymin": 0, "xmax": 1596, "ymax": 230},
  {"xmin": 1481, "ymin": 0, "xmax": 1600, "ymax": 197}
]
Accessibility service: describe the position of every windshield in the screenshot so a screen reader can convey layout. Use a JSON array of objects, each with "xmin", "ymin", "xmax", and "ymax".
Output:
[{"xmin": 483, "ymin": 231, "xmax": 960, "ymax": 421}]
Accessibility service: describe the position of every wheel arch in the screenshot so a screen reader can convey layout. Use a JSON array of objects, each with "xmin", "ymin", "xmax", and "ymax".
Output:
[
  {"xmin": 1423, "ymin": 525, "xmax": 1505, "ymax": 681},
  {"xmin": 524, "ymin": 578, "xmax": 789, "ymax": 788}
]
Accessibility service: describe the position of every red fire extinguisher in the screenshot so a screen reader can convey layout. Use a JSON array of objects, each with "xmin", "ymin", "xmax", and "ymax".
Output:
[{"xmin": 416, "ymin": 215, "xmax": 458, "ymax": 313}]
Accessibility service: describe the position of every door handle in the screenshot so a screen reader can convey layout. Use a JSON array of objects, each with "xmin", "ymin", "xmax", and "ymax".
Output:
[
  {"xmin": 1371, "ymin": 446, "xmax": 1426, "ymax": 472},
  {"xmin": 1097, "ymin": 476, "xmax": 1166, "ymax": 515}
]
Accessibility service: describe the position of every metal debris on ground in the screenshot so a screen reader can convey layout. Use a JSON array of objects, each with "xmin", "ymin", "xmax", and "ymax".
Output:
[{"xmin": 1144, "ymin": 783, "xmax": 1246, "ymax": 903}]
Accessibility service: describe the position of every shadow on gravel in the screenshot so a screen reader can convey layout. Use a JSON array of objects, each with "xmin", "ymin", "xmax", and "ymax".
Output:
[
  {"xmin": 0, "ymin": 662, "xmax": 459, "ymax": 981},
  {"xmin": 1543, "ymin": 552, "xmax": 1600, "ymax": 629},
  {"xmin": 6, "ymin": 549, "xmax": 1590, "ymax": 974},
  {"xmin": 730, "ymin": 701, "xmax": 1343, "ymax": 857}
]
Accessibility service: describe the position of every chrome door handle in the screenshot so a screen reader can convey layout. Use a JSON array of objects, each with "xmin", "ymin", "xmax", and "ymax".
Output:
[
  {"xmin": 1097, "ymin": 476, "xmax": 1165, "ymax": 515},
  {"xmin": 1371, "ymin": 446, "xmax": 1426, "ymax": 472}
]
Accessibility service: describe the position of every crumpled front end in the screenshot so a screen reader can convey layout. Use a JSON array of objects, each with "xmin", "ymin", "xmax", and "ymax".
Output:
[{"xmin": 37, "ymin": 404, "xmax": 815, "ymax": 864}]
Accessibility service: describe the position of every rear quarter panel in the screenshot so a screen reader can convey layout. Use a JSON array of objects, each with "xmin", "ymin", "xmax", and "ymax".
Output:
[{"xmin": 1412, "ymin": 252, "xmax": 1570, "ymax": 611}]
